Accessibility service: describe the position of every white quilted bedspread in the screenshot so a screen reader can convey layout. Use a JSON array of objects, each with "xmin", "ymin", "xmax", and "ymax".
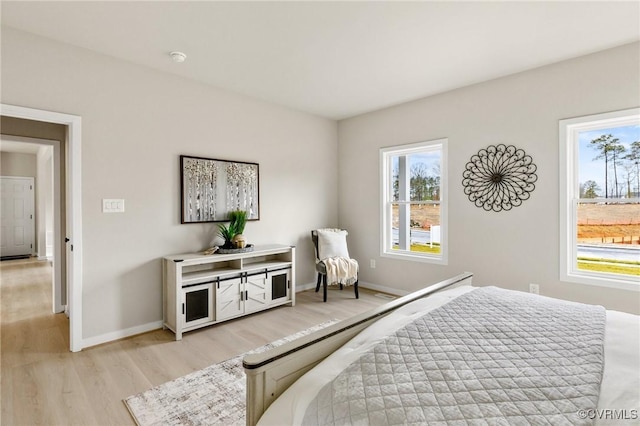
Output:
[{"xmin": 302, "ymin": 287, "xmax": 606, "ymax": 425}]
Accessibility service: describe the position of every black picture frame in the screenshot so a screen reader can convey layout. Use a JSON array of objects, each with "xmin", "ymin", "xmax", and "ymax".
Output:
[{"xmin": 180, "ymin": 155, "xmax": 260, "ymax": 223}]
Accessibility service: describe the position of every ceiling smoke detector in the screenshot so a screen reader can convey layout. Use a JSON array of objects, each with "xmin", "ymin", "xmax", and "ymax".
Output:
[{"xmin": 170, "ymin": 51, "xmax": 186, "ymax": 63}]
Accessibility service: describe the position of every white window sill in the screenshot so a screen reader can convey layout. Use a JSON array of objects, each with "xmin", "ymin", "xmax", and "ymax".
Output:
[{"xmin": 561, "ymin": 271, "xmax": 640, "ymax": 292}]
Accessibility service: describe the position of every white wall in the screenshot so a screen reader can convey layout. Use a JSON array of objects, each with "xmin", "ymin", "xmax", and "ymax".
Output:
[
  {"xmin": 0, "ymin": 151, "xmax": 36, "ymax": 177},
  {"xmin": 1, "ymin": 28, "xmax": 338, "ymax": 341},
  {"xmin": 338, "ymin": 42, "xmax": 640, "ymax": 314}
]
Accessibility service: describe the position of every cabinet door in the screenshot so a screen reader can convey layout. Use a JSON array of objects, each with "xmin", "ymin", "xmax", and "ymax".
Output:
[
  {"xmin": 269, "ymin": 269, "xmax": 291, "ymax": 304},
  {"xmin": 216, "ymin": 276, "xmax": 243, "ymax": 321},
  {"xmin": 245, "ymin": 272, "xmax": 271, "ymax": 313},
  {"xmin": 183, "ymin": 283, "xmax": 214, "ymax": 329}
]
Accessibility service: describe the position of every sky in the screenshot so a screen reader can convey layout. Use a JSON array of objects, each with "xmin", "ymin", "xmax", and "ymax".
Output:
[
  {"xmin": 392, "ymin": 151, "xmax": 441, "ymax": 178},
  {"xmin": 578, "ymin": 124, "xmax": 640, "ymax": 197},
  {"xmin": 410, "ymin": 152, "xmax": 440, "ymax": 172}
]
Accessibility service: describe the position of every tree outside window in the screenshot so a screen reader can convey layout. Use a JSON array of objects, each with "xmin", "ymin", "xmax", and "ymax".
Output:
[
  {"xmin": 380, "ymin": 139, "xmax": 448, "ymax": 264},
  {"xmin": 560, "ymin": 108, "xmax": 640, "ymax": 291}
]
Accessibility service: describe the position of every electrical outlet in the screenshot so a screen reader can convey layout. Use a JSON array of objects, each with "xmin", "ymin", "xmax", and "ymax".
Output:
[
  {"xmin": 370, "ymin": 259, "xmax": 376, "ymax": 269},
  {"xmin": 529, "ymin": 283, "xmax": 539, "ymax": 295}
]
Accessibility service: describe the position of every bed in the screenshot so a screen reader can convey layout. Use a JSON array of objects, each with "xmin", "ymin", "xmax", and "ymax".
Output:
[{"xmin": 243, "ymin": 273, "xmax": 640, "ymax": 425}]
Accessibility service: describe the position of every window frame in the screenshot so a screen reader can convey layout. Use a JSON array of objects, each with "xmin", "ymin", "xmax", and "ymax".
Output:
[
  {"xmin": 380, "ymin": 138, "xmax": 448, "ymax": 264},
  {"xmin": 559, "ymin": 107, "xmax": 640, "ymax": 292}
]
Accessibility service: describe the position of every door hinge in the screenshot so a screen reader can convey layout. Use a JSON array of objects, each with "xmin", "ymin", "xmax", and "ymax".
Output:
[
  {"xmin": 30, "ymin": 185, "xmax": 33, "ymax": 190},
  {"xmin": 30, "ymin": 243, "xmax": 33, "ymax": 249},
  {"xmin": 182, "ymin": 303, "xmax": 185, "ymax": 315},
  {"xmin": 71, "ymin": 244, "xmax": 74, "ymax": 252}
]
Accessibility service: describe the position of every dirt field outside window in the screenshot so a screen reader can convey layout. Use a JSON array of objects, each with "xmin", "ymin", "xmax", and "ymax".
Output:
[{"xmin": 577, "ymin": 203, "xmax": 640, "ymax": 245}]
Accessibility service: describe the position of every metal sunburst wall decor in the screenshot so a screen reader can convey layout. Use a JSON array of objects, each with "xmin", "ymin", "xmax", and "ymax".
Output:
[{"xmin": 462, "ymin": 144, "xmax": 537, "ymax": 212}]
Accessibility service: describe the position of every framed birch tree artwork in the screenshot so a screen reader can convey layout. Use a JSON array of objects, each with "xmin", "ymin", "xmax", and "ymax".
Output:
[{"xmin": 180, "ymin": 155, "xmax": 260, "ymax": 223}]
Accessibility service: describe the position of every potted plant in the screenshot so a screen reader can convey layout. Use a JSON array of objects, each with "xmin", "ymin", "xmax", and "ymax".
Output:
[{"xmin": 217, "ymin": 210, "xmax": 248, "ymax": 249}]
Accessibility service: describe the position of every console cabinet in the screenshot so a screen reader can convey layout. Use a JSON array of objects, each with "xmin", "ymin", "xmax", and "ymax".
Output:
[{"xmin": 163, "ymin": 244, "xmax": 295, "ymax": 340}]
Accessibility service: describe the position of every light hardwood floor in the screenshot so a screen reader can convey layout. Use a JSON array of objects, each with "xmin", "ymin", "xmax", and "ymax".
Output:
[{"xmin": 1, "ymin": 258, "xmax": 388, "ymax": 425}]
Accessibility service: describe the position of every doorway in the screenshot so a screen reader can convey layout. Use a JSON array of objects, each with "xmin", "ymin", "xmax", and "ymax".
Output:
[
  {"xmin": 1, "ymin": 135, "xmax": 63, "ymax": 313},
  {"xmin": 0, "ymin": 104, "xmax": 83, "ymax": 352}
]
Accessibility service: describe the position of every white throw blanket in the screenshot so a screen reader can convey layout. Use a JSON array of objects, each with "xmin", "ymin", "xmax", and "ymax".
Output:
[{"xmin": 323, "ymin": 257, "xmax": 358, "ymax": 286}]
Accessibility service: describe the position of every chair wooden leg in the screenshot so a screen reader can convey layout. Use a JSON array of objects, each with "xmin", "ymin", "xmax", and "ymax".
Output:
[
  {"xmin": 315, "ymin": 273, "xmax": 321, "ymax": 292},
  {"xmin": 354, "ymin": 280, "xmax": 359, "ymax": 299},
  {"xmin": 323, "ymin": 274, "xmax": 328, "ymax": 302}
]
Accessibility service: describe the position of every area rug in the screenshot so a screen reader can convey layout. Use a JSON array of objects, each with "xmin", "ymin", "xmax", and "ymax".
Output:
[{"xmin": 124, "ymin": 319, "xmax": 339, "ymax": 426}]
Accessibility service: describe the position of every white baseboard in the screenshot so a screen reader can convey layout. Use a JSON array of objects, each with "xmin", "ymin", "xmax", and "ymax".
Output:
[
  {"xmin": 80, "ymin": 281, "xmax": 404, "ymax": 349},
  {"xmin": 358, "ymin": 281, "xmax": 410, "ymax": 297},
  {"xmin": 296, "ymin": 280, "xmax": 408, "ymax": 297},
  {"xmin": 296, "ymin": 281, "xmax": 318, "ymax": 292},
  {"xmin": 82, "ymin": 320, "xmax": 163, "ymax": 349}
]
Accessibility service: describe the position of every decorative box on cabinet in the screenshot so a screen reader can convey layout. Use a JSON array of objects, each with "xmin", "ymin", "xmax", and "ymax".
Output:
[{"xmin": 163, "ymin": 244, "xmax": 295, "ymax": 340}]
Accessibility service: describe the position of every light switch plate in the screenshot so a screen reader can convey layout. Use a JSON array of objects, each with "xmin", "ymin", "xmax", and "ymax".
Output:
[{"xmin": 103, "ymin": 199, "xmax": 125, "ymax": 213}]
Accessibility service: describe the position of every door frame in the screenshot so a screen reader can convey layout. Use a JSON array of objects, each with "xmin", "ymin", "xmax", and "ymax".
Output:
[{"xmin": 1, "ymin": 103, "xmax": 83, "ymax": 352}]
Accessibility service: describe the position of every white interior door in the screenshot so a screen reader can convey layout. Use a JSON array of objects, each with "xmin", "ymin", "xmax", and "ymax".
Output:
[{"xmin": 1, "ymin": 176, "xmax": 35, "ymax": 258}]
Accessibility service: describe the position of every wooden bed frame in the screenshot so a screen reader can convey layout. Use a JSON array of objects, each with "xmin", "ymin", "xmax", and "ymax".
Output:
[{"xmin": 242, "ymin": 272, "xmax": 473, "ymax": 426}]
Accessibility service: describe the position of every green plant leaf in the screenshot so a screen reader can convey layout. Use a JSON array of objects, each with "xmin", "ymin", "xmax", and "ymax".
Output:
[
  {"xmin": 217, "ymin": 223, "xmax": 235, "ymax": 243},
  {"xmin": 228, "ymin": 210, "xmax": 247, "ymax": 235}
]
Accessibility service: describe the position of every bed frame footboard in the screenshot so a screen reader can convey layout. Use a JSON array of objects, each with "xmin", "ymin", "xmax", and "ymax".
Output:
[{"xmin": 243, "ymin": 272, "xmax": 473, "ymax": 426}]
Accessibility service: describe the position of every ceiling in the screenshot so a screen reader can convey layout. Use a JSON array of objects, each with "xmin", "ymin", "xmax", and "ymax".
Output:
[{"xmin": 1, "ymin": 1, "xmax": 639, "ymax": 120}]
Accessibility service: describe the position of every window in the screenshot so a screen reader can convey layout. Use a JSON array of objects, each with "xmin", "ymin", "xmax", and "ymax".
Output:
[
  {"xmin": 559, "ymin": 108, "xmax": 640, "ymax": 291},
  {"xmin": 380, "ymin": 138, "xmax": 447, "ymax": 264}
]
